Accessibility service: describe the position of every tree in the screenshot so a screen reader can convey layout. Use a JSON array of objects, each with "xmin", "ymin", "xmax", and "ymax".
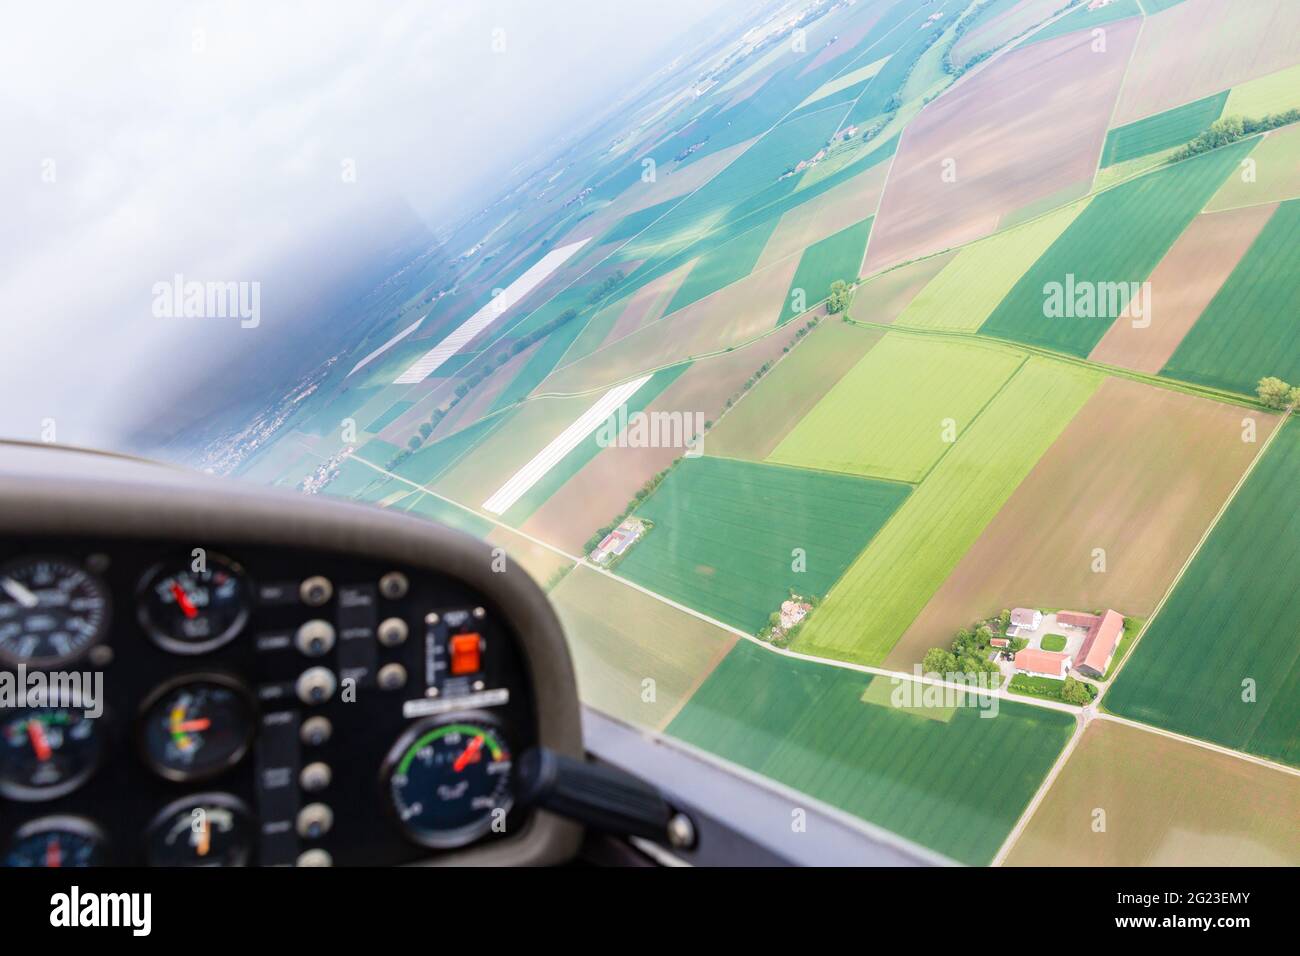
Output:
[
  {"xmin": 419, "ymin": 422, "xmax": 432, "ymax": 439},
  {"xmin": 826, "ymin": 279, "xmax": 853, "ymax": 315},
  {"xmin": 1060, "ymin": 677, "xmax": 1092, "ymax": 706},
  {"xmin": 1257, "ymin": 377, "xmax": 1294, "ymax": 409},
  {"xmin": 922, "ymin": 648, "xmax": 956, "ymax": 676}
]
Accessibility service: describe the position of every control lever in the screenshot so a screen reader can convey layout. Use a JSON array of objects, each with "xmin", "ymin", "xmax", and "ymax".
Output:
[{"xmin": 516, "ymin": 747, "xmax": 697, "ymax": 850}]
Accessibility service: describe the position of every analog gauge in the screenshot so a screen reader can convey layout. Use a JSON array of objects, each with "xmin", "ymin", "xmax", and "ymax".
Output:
[
  {"xmin": 0, "ymin": 706, "xmax": 103, "ymax": 801},
  {"xmin": 138, "ymin": 555, "xmax": 250, "ymax": 654},
  {"xmin": 145, "ymin": 793, "xmax": 252, "ymax": 867},
  {"xmin": 138, "ymin": 676, "xmax": 254, "ymax": 782},
  {"xmin": 382, "ymin": 716, "xmax": 514, "ymax": 849},
  {"xmin": 5, "ymin": 816, "xmax": 106, "ymax": 868},
  {"xmin": 0, "ymin": 557, "xmax": 110, "ymax": 668}
]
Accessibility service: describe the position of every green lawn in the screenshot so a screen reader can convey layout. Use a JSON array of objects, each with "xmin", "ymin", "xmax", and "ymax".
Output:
[
  {"xmin": 1099, "ymin": 91, "xmax": 1228, "ymax": 168},
  {"xmin": 616, "ymin": 456, "xmax": 910, "ymax": 633},
  {"xmin": 1161, "ymin": 197, "xmax": 1300, "ymax": 394},
  {"xmin": 1008, "ymin": 673, "xmax": 1096, "ymax": 705},
  {"xmin": 778, "ymin": 216, "xmax": 874, "ymax": 324},
  {"xmin": 1105, "ymin": 418, "xmax": 1300, "ymax": 767},
  {"xmin": 979, "ymin": 139, "xmax": 1257, "ymax": 357},
  {"xmin": 667, "ymin": 640, "xmax": 1075, "ymax": 865},
  {"xmin": 793, "ymin": 358, "xmax": 1101, "ymax": 665},
  {"xmin": 1040, "ymin": 633, "xmax": 1067, "ymax": 652},
  {"xmin": 769, "ymin": 334, "xmax": 1024, "ymax": 482}
]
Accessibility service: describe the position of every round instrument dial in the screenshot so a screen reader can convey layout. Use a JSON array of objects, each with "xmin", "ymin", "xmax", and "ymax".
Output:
[
  {"xmin": 0, "ymin": 705, "xmax": 103, "ymax": 801},
  {"xmin": 382, "ymin": 715, "xmax": 514, "ymax": 849},
  {"xmin": 138, "ymin": 555, "xmax": 250, "ymax": 654},
  {"xmin": 4, "ymin": 816, "xmax": 106, "ymax": 868},
  {"xmin": 0, "ymin": 557, "xmax": 110, "ymax": 667},
  {"xmin": 138, "ymin": 676, "xmax": 255, "ymax": 782},
  {"xmin": 145, "ymin": 793, "xmax": 252, "ymax": 867}
]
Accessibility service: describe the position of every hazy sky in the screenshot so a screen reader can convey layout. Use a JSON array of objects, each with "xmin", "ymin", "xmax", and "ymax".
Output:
[{"xmin": 0, "ymin": 0, "xmax": 746, "ymax": 451}]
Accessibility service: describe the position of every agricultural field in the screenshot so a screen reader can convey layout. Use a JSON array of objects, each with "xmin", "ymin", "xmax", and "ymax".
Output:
[
  {"xmin": 888, "ymin": 378, "xmax": 1278, "ymax": 668},
  {"xmin": 948, "ymin": 0, "xmax": 1062, "ymax": 70},
  {"xmin": 1088, "ymin": 203, "xmax": 1279, "ymax": 374},
  {"xmin": 979, "ymin": 138, "xmax": 1256, "ymax": 357},
  {"xmin": 754, "ymin": 161, "xmax": 889, "ymax": 269},
  {"xmin": 794, "ymin": 358, "xmax": 1101, "ymax": 666},
  {"xmin": 1224, "ymin": 62, "xmax": 1300, "ymax": 119},
  {"xmin": 551, "ymin": 566, "xmax": 737, "ymax": 731},
  {"xmin": 863, "ymin": 20, "xmax": 1136, "ymax": 273},
  {"xmin": 227, "ymin": 0, "xmax": 1300, "ymax": 866},
  {"xmin": 770, "ymin": 334, "xmax": 1024, "ymax": 482},
  {"xmin": 1105, "ymin": 419, "xmax": 1300, "ymax": 768},
  {"xmin": 1161, "ymin": 197, "xmax": 1300, "ymax": 394},
  {"xmin": 1206, "ymin": 123, "xmax": 1300, "ymax": 212},
  {"xmin": 1006, "ymin": 720, "xmax": 1300, "ymax": 867},
  {"xmin": 1110, "ymin": 0, "xmax": 1300, "ymax": 128},
  {"xmin": 668, "ymin": 640, "xmax": 1076, "ymax": 866},
  {"xmin": 616, "ymin": 456, "xmax": 910, "ymax": 634},
  {"xmin": 777, "ymin": 216, "xmax": 873, "ymax": 323},
  {"xmin": 706, "ymin": 320, "xmax": 884, "ymax": 461},
  {"xmin": 850, "ymin": 252, "xmax": 957, "ymax": 323},
  {"xmin": 520, "ymin": 330, "xmax": 797, "ymax": 552},
  {"xmin": 893, "ymin": 200, "xmax": 1089, "ymax": 332},
  {"xmin": 1099, "ymin": 91, "xmax": 1228, "ymax": 168}
]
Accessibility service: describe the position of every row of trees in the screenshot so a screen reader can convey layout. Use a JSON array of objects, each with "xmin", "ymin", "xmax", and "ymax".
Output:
[{"xmin": 1171, "ymin": 109, "xmax": 1300, "ymax": 162}]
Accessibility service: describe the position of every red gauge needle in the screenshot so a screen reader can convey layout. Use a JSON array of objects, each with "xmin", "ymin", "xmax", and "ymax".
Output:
[
  {"xmin": 45, "ymin": 838, "xmax": 62, "ymax": 868},
  {"xmin": 27, "ymin": 720, "xmax": 52, "ymax": 762},
  {"xmin": 170, "ymin": 582, "xmax": 199, "ymax": 619},
  {"xmin": 174, "ymin": 718, "xmax": 212, "ymax": 733},
  {"xmin": 453, "ymin": 735, "xmax": 485, "ymax": 773}
]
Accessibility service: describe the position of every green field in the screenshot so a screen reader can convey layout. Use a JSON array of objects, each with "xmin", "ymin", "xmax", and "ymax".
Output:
[
  {"xmin": 1026, "ymin": 0, "xmax": 1141, "ymax": 46},
  {"xmin": 706, "ymin": 320, "xmax": 884, "ymax": 461},
  {"xmin": 662, "ymin": 217, "xmax": 783, "ymax": 315},
  {"xmin": 365, "ymin": 399, "xmax": 415, "ymax": 432},
  {"xmin": 769, "ymin": 334, "xmax": 1024, "ymax": 482},
  {"xmin": 979, "ymin": 139, "xmax": 1256, "ymax": 357},
  {"xmin": 1105, "ymin": 418, "xmax": 1300, "ymax": 767},
  {"xmin": 1161, "ymin": 197, "xmax": 1300, "ymax": 394},
  {"xmin": 895, "ymin": 201, "xmax": 1090, "ymax": 332},
  {"xmin": 616, "ymin": 456, "xmax": 910, "ymax": 633},
  {"xmin": 352, "ymin": 438, "xmax": 400, "ymax": 467},
  {"xmin": 1224, "ymin": 62, "xmax": 1300, "ymax": 118},
  {"xmin": 777, "ymin": 216, "xmax": 873, "ymax": 324},
  {"xmin": 1099, "ymin": 91, "xmax": 1228, "ymax": 167},
  {"xmin": 552, "ymin": 566, "xmax": 736, "ymax": 731},
  {"xmin": 794, "ymin": 358, "xmax": 1101, "ymax": 665},
  {"xmin": 667, "ymin": 641, "xmax": 1076, "ymax": 865},
  {"xmin": 1206, "ymin": 123, "xmax": 1300, "ymax": 212},
  {"xmin": 391, "ymin": 415, "xmax": 504, "ymax": 485},
  {"xmin": 395, "ymin": 490, "xmax": 495, "ymax": 538}
]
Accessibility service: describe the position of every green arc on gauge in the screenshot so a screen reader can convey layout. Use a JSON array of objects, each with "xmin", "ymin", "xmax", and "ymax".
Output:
[{"xmin": 398, "ymin": 724, "xmax": 507, "ymax": 774}]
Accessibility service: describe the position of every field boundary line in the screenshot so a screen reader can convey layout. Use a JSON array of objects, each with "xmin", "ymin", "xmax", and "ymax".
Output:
[
  {"xmin": 1096, "ymin": 410, "xmax": 1291, "ymax": 709},
  {"xmin": 991, "ymin": 714, "xmax": 1084, "ymax": 866},
  {"xmin": 1098, "ymin": 712, "xmax": 1300, "ymax": 778}
]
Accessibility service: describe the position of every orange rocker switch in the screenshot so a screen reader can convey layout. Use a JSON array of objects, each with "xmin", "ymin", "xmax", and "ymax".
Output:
[{"xmin": 449, "ymin": 632, "xmax": 483, "ymax": 675}]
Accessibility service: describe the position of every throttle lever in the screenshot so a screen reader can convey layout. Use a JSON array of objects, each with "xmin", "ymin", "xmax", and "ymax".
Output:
[{"xmin": 516, "ymin": 747, "xmax": 697, "ymax": 850}]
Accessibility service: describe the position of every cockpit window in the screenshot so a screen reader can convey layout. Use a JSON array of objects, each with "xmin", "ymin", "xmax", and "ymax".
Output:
[{"xmin": 7, "ymin": 0, "xmax": 1299, "ymax": 867}]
